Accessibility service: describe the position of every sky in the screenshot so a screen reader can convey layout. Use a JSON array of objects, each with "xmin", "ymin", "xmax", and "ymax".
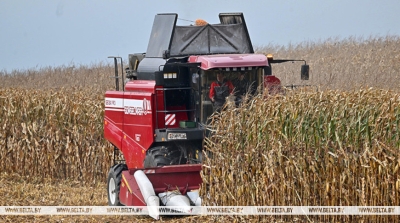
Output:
[{"xmin": 1, "ymin": 0, "xmax": 400, "ymax": 72}]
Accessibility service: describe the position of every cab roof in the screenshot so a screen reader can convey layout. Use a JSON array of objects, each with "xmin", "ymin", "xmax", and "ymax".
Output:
[{"xmin": 188, "ymin": 54, "xmax": 268, "ymax": 70}]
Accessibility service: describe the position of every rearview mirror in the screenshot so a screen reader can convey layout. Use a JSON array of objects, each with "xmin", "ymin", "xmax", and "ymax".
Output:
[{"xmin": 301, "ymin": 65, "xmax": 309, "ymax": 80}]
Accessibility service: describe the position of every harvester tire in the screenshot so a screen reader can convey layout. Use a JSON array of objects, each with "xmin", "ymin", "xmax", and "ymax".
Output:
[
  {"xmin": 144, "ymin": 146, "xmax": 181, "ymax": 168},
  {"xmin": 107, "ymin": 163, "xmax": 127, "ymax": 206}
]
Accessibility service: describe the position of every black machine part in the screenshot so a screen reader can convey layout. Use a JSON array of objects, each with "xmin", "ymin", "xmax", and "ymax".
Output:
[
  {"xmin": 266, "ymin": 59, "xmax": 309, "ymax": 80},
  {"xmin": 126, "ymin": 53, "xmax": 146, "ymax": 80},
  {"xmin": 146, "ymin": 13, "xmax": 254, "ymax": 59},
  {"xmin": 136, "ymin": 12, "xmax": 255, "ymax": 82}
]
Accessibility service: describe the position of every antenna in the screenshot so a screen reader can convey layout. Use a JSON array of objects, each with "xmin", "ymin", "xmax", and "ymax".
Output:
[{"xmin": 177, "ymin": 18, "xmax": 195, "ymax": 23}]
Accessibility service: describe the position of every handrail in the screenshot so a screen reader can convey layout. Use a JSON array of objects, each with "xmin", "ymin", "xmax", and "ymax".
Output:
[
  {"xmin": 155, "ymin": 87, "xmax": 192, "ymax": 91},
  {"xmin": 108, "ymin": 56, "xmax": 124, "ymax": 91},
  {"xmin": 155, "ymin": 86, "xmax": 196, "ymax": 130},
  {"xmin": 157, "ymin": 109, "xmax": 195, "ymax": 113}
]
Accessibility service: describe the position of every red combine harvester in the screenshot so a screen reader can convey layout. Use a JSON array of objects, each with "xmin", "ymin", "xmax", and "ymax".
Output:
[{"xmin": 104, "ymin": 13, "xmax": 309, "ymax": 219}]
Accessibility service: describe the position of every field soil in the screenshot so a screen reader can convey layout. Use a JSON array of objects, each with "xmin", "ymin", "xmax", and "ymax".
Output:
[{"xmin": 0, "ymin": 173, "xmax": 210, "ymax": 223}]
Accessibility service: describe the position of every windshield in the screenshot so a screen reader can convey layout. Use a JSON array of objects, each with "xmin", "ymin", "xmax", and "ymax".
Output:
[{"xmin": 190, "ymin": 67, "xmax": 264, "ymax": 125}]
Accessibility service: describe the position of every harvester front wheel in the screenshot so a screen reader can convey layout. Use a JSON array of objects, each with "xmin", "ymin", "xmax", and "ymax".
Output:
[
  {"xmin": 144, "ymin": 146, "xmax": 182, "ymax": 168},
  {"xmin": 107, "ymin": 163, "xmax": 127, "ymax": 206}
]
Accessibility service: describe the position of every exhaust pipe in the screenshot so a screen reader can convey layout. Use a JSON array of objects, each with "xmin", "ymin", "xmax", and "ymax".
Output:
[{"xmin": 133, "ymin": 170, "xmax": 160, "ymax": 220}]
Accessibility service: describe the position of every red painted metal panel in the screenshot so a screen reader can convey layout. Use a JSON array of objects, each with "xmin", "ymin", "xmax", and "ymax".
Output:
[
  {"xmin": 155, "ymin": 87, "xmax": 165, "ymax": 129},
  {"xmin": 104, "ymin": 91, "xmax": 125, "ymax": 149},
  {"xmin": 122, "ymin": 93, "xmax": 154, "ymax": 142},
  {"xmin": 125, "ymin": 80, "xmax": 156, "ymax": 92},
  {"xmin": 105, "ymin": 81, "xmax": 158, "ymax": 169},
  {"xmin": 121, "ymin": 165, "xmax": 201, "ymax": 206},
  {"xmin": 121, "ymin": 134, "xmax": 147, "ymax": 169},
  {"xmin": 127, "ymin": 164, "xmax": 202, "ymax": 194},
  {"xmin": 122, "ymin": 91, "xmax": 155, "ymax": 168},
  {"xmin": 188, "ymin": 54, "xmax": 268, "ymax": 70},
  {"xmin": 264, "ymin": 75, "xmax": 281, "ymax": 85},
  {"xmin": 119, "ymin": 171, "xmax": 146, "ymax": 206},
  {"xmin": 264, "ymin": 75, "xmax": 282, "ymax": 94},
  {"xmin": 104, "ymin": 118, "xmax": 123, "ymax": 149}
]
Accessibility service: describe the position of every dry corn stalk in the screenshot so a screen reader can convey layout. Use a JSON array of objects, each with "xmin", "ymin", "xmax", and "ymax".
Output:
[
  {"xmin": 0, "ymin": 88, "xmax": 114, "ymax": 183},
  {"xmin": 201, "ymin": 88, "xmax": 400, "ymax": 222}
]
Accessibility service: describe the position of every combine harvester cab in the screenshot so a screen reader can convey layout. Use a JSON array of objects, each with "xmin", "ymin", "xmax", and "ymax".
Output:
[{"xmin": 104, "ymin": 12, "xmax": 309, "ymax": 220}]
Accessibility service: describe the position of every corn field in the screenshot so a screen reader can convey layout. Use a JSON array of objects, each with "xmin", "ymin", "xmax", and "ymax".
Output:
[
  {"xmin": 201, "ymin": 88, "xmax": 400, "ymax": 222},
  {"xmin": 0, "ymin": 88, "xmax": 112, "ymax": 183},
  {"xmin": 256, "ymin": 35, "xmax": 400, "ymax": 90},
  {"xmin": 1, "ymin": 36, "xmax": 400, "ymax": 222}
]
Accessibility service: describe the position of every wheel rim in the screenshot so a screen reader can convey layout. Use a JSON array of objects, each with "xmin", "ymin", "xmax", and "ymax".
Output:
[{"xmin": 109, "ymin": 177, "xmax": 116, "ymax": 205}]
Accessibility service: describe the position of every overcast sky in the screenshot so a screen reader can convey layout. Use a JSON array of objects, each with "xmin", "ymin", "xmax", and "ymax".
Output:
[{"xmin": 1, "ymin": 0, "xmax": 399, "ymax": 72}]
